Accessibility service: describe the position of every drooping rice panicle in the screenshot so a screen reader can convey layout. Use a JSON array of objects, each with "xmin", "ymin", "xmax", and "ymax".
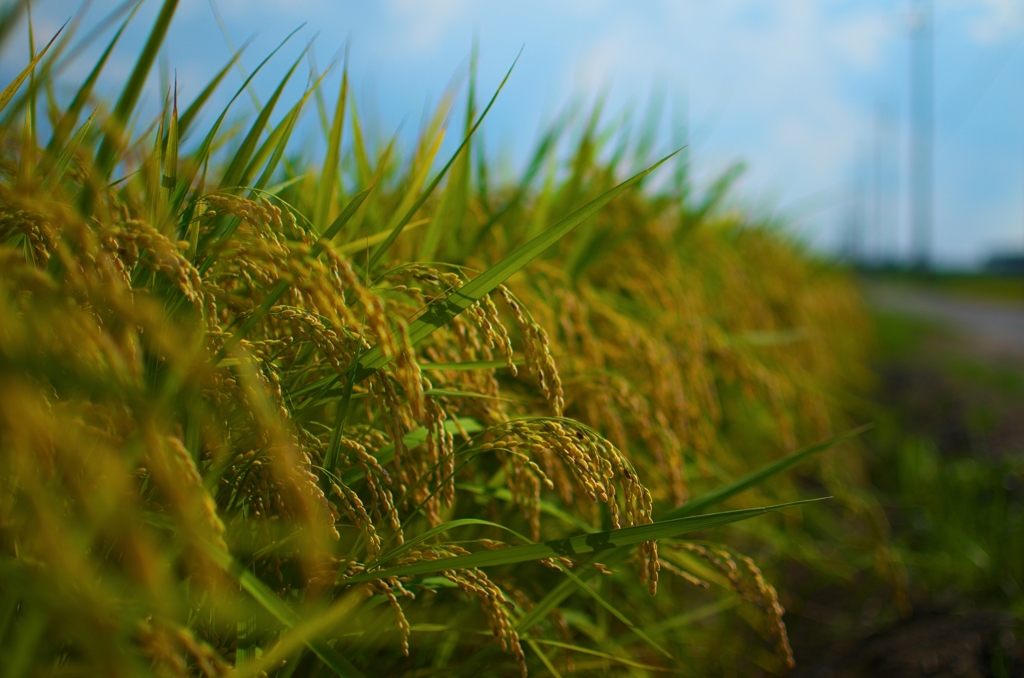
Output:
[{"xmin": 0, "ymin": 10, "xmax": 883, "ymax": 676}]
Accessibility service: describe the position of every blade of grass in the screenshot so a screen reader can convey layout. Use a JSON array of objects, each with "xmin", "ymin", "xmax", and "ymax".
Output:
[
  {"xmin": 371, "ymin": 517, "xmax": 531, "ymax": 570},
  {"xmin": 0, "ymin": 22, "xmax": 63, "ymax": 116},
  {"xmin": 313, "ymin": 58, "xmax": 347, "ymax": 233},
  {"xmin": 367, "ymin": 127, "xmax": 446, "ymax": 257},
  {"xmin": 232, "ymin": 591, "xmax": 367, "ymax": 678},
  {"xmin": 170, "ymin": 27, "xmax": 300, "ymax": 217},
  {"xmin": 0, "ymin": 1, "xmax": 26, "ymax": 54},
  {"xmin": 41, "ymin": 111, "xmax": 93, "ymax": 192},
  {"xmin": 26, "ymin": 3, "xmax": 38, "ymax": 148},
  {"xmin": 644, "ymin": 596, "xmax": 739, "ymax": 637},
  {"xmin": 513, "ymin": 428, "xmax": 866, "ymax": 634},
  {"xmin": 46, "ymin": 2, "xmax": 140, "ymax": 154},
  {"xmin": 311, "ymin": 186, "xmax": 375, "ymax": 255},
  {"xmin": 6, "ymin": 606, "xmax": 46, "ymax": 678},
  {"xmin": 345, "ymin": 499, "xmax": 824, "ymax": 583},
  {"xmin": 178, "ymin": 39, "xmax": 249, "ymax": 137},
  {"xmin": 323, "ymin": 358, "xmax": 358, "ymax": 478},
  {"xmin": 161, "ymin": 80, "xmax": 177, "ymax": 190},
  {"xmin": 529, "ymin": 639, "xmax": 673, "ymax": 673},
  {"xmin": 417, "ymin": 134, "xmax": 470, "ymax": 261},
  {"xmin": 472, "ymin": 113, "xmax": 566, "ymax": 249},
  {"xmin": 364, "ymin": 49, "xmax": 522, "ymax": 271},
  {"xmin": 423, "ymin": 388, "xmax": 521, "ymax": 401},
  {"xmin": 207, "ymin": 0, "xmax": 260, "ymax": 109},
  {"xmin": 243, "ymin": 69, "xmax": 328, "ymax": 191},
  {"xmin": 207, "ymin": 547, "xmax": 365, "ymax": 678},
  {"xmin": 336, "ymin": 218, "xmax": 429, "ymax": 254},
  {"xmin": 456, "ymin": 483, "xmax": 596, "ymax": 534},
  {"xmin": 349, "ymin": 95, "xmax": 371, "ymax": 186},
  {"xmin": 49, "ymin": 0, "xmax": 137, "ymax": 75},
  {"xmin": 93, "ymin": 0, "xmax": 178, "ymax": 180},
  {"xmin": 660, "ymin": 425, "xmax": 869, "ymax": 521},
  {"xmin": 554, "ymin": 563, "xmax": 671, "ymax": 659},
  {"xmin": 418, "ymin": 44, "xmax": 474, "ymax": 261},
  {"xmin": 420, "ymin": 359, "xmax": 524, "ymax": 371},
  {"xmin": 526, "ymin": 639, "xmax": 564, "ymax": 678},
  {"xmin": 339, "ymin": 417, "xmax": 482, "ymax": 487},
  {"xmin": 352, "ymin": 150, "xmax": 678, "ymax": 381},
  {"xmin": 219, "ymin": 42, "xmax": 308, "ymax": 190}
]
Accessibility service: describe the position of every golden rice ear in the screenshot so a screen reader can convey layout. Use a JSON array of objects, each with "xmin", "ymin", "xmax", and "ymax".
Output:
[
  {"xmin": 0, "ymin": 5, "xmax": 876, "ymax": 672},
  {"xmin": 674, "ymin": 543, "xmax": 795, "ymax": 669},
  {"xmin": 444, "ymin": 568, "xmax": 527, "ymax": 677}
]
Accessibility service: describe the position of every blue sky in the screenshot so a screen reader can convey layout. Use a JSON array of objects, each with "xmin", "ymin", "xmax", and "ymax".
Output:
[{"xmin": 7, "ymin": 0, "xmax": 1024, "ymax": 267}]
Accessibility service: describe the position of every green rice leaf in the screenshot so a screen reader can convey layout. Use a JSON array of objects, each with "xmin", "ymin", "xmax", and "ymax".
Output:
[
  {"xmin": 553, "ymin": 563, "xmax": 671, "ymax": 658},
  {"xmin": 94, "ymin": 0, "xmax": 178, "ymax": 180},
  {"xmin": 171, "ymin": 27, "xmax": 299, "ymax": 218},
  {"xmin": 323, "ymin": 362, "xmax": 359, "ymax": 478},
  {"xmin": 161, "ymin": 81, "xmax": 178, "ymax": 190},
  {"xmin": 420, "ymin": 359, "xmax": 524, "ymax": 371},
  {"xmin": 456, "ymin": 483, "xmax": 596, "ymax": 534},
  {"xmin": 336, "ymin": 218, "xmax": 429, "ymax": 254},
  {"xmin": 219, "ymin": 46, "xmax": 307, "ymax": 191},
  {"xmin": 209, "ymin": 548, "xmax": 365, "ymax": 678},
  {"xmin": 46, "ymin": 3, "xmax": 139, "ymax": 154},
  {"xmin": 345, "ymin": 498, "xmax": 823, "ymax": 583},
  {"xmin": 367, "ymin": 128, "xmax": 445, "ymax": 260},
  {"xmin": 660, "ymin": 425, "xmax": 868, "ymax": 521},
  {"xmin": 423, "ymin": 388, "xmax": 520, "ymax": 401},
  {"xmin": 41, "ymin": 111, "xmax": 93, "ymax": 192},
  {"xmin": 472, "ymin": 114, "xmax": 566, "ymax": 249},
  {"xmin": 314, "ymin": 61, "xmax": 348, "ymax": 234},
  {"xmin": 352, "ymin": 150, "xmax": 677, "ymax": 381},
  {"xmin": 312, "ymin": 185, "xmax": 375, "ymax": 255},
  {"xmin": 644, "ymin": 596, "xmax": 739, "ymax": 637},
  {"xmin": 349, "ymin": 95, "xmax": 372, "ymax": 186},
  {"xmin": 372, "ymin": 518, "xmax": 530, "ymax": 570},
  {"xmin": 6, "ymin": 606, "xmax": 45, "ymax": 678},
  {"xmin": 243, "ymin": 70, "xmax": 327, "ymax": 192},
  {"xmin": 365, "ymin": 51, "xmax": 522, "ymax": 271},
  {"xmin": 339, "ymin": 417, "xmax": 483, "ymax": 486},
  {"xmin": 178, "ymin": 41, "xmax": 249, "ymax": 137},
  {"xmin": 418, "ymin": 48, "xmax": 474, "ymax": 262},
  {"xmin": 525, "ymin": 639, "xmax": 564, "ymax": 678},
  {"xmin": 730, "ymin": 327, "xmax": 811, "ymax": 347},
  {"xmin": 0, "ymin": 1, "xmax": 26, "ymax": 54},
  {"xmin": 0, "ymin": 21, "xmax": 62, "ymax": 116},
  {"xmin": 528, "ymin": 639, "xmax": 672, "ymax": 672},
  {"xmin": 512, "ymin": 430, "xmax": 863, "ymax": 637}
]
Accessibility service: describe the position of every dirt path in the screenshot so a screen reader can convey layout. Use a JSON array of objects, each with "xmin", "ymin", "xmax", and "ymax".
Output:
[{"xmin": 862, "ymin": 282, "xmax": 1024, "ymax": 363}]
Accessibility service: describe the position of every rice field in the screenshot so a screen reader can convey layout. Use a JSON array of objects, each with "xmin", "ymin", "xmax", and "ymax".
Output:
[{"xmin": 0, "ymin": 2, "xmax": 888, "ymax": 675}]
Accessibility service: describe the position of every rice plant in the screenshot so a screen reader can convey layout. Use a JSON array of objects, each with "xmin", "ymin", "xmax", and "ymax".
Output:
[{"xmin": 0, "ymin": 2, "xmax": 885, "ymax": 675}]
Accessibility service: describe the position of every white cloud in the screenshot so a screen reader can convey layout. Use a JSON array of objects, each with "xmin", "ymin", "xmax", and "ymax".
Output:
[
  {"xmin": 382, "ymin": 0, "xmax": 473, "ymax": 53},
  {"xmin": 960, "ymin": 0, "xmax": 1024, "ymax": 44},
  {"xmin": 833, "ymin": 12, "xmax": 894, "ymax": 69}
]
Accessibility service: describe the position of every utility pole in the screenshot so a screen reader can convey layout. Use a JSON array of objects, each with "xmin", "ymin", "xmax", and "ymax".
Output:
[
  {"xmin": 845, "ymin": 157, "xmax": 868, "ymax": 266},
  {"xmin": 872, "ymin": 99, "xmax": 900, "ymax": 267},
  {"xmin": 909, "ymin": 0, "xmax": 934, "ymax": 270},
  {"xmin": 872, "ymin": 102, "xmax": 884, "ymax": 267}
]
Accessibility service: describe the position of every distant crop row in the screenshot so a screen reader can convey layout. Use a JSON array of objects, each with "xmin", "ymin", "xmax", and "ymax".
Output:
[{"xmin": 0, "ymin": 1, "xmax": 891, "ymax": 675}]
